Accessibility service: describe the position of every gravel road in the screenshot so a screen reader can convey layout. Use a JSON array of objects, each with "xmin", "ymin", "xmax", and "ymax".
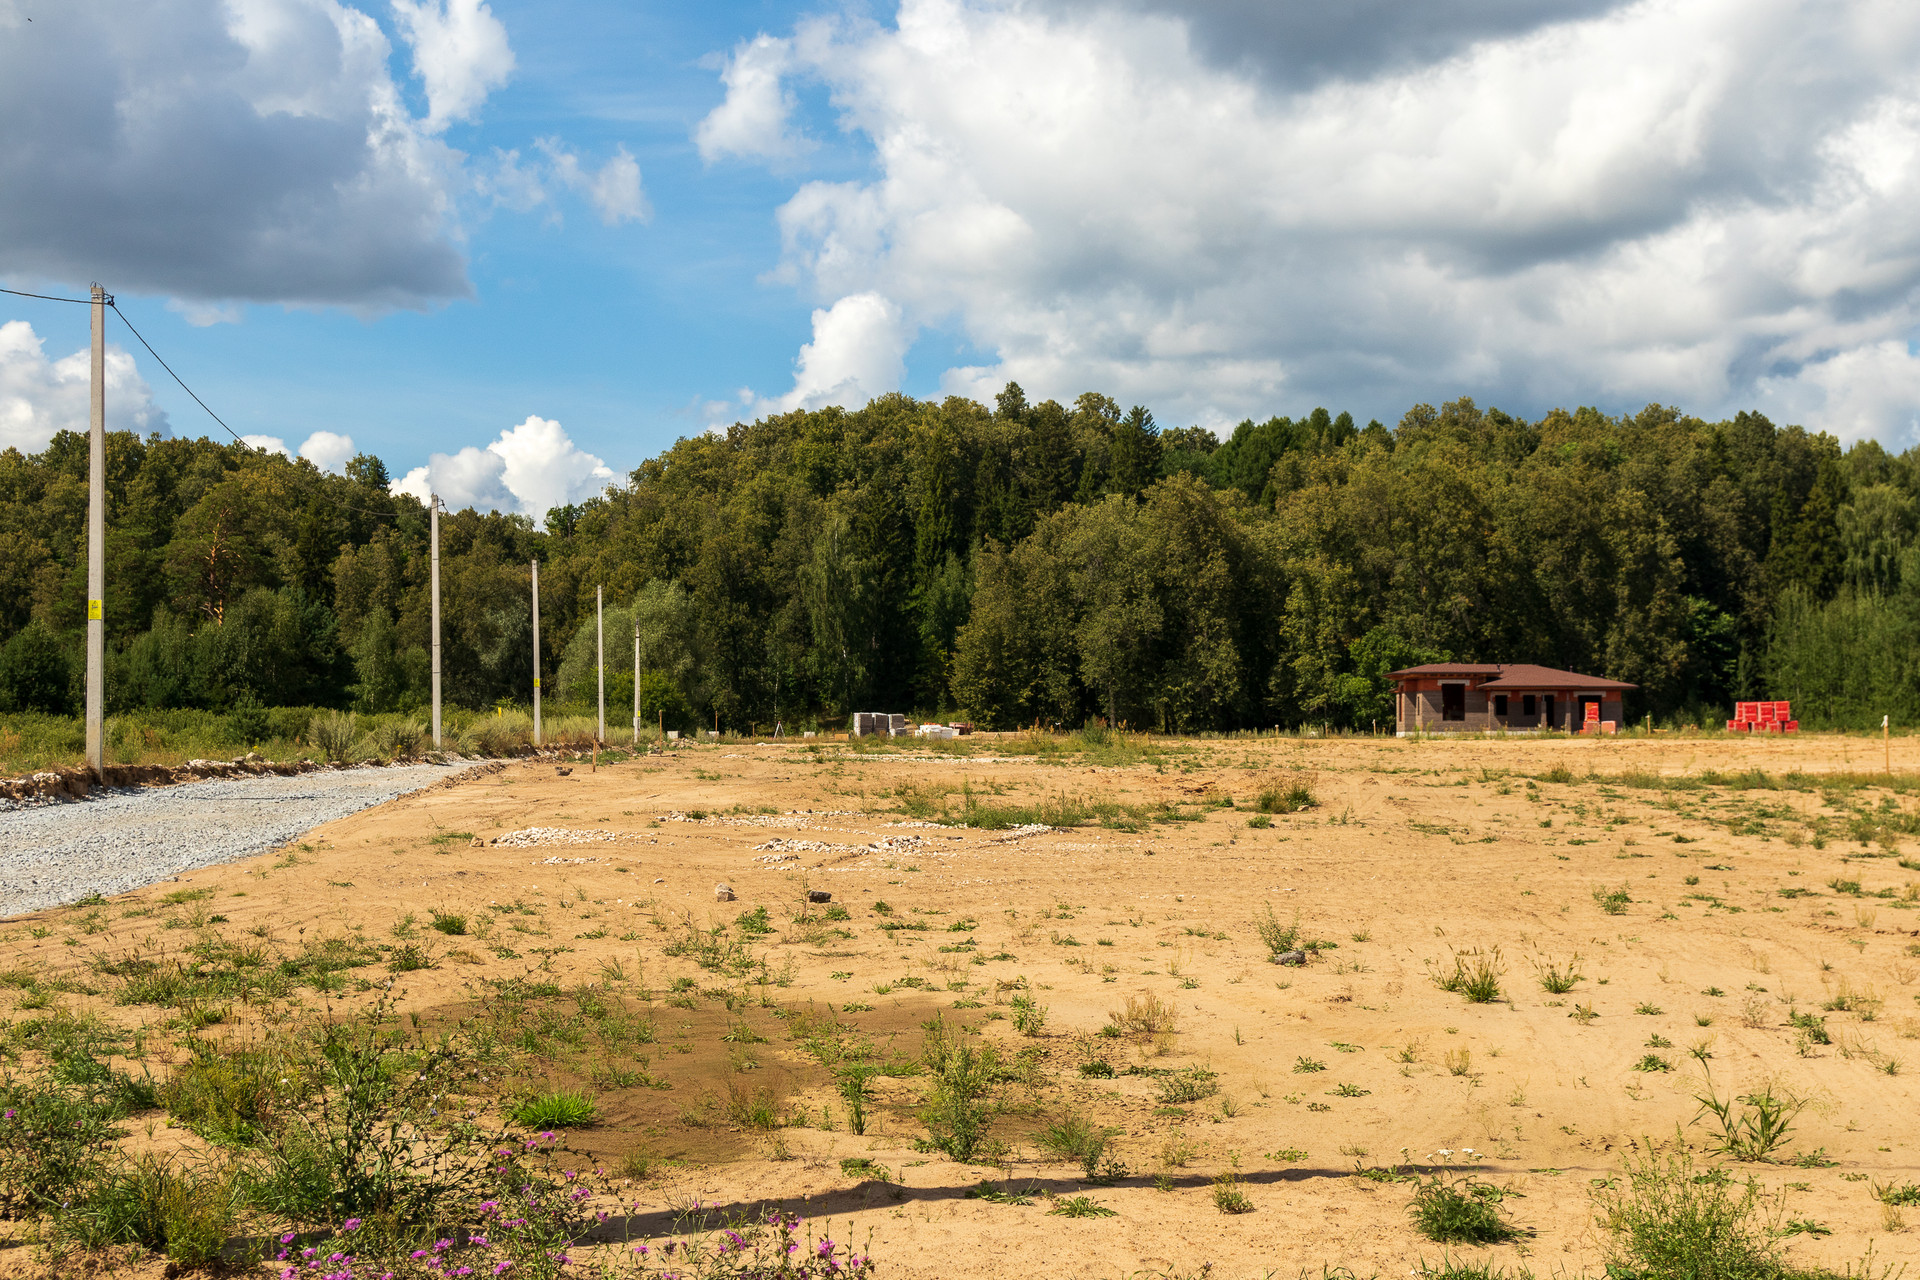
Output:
[{"xmin": 1, "ymin": 763, "xmax": 480, "ymax": 918}]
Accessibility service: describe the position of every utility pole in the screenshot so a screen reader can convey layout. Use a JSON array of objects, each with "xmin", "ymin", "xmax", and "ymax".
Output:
[
  {"xmin": 84, "ymin": 284, "xmax": 108, "ymax": 777},
  {"xmin": 595, "ymin": 585, "xmax": 605, "ymax": 744},
  {"xmin": 632, "ymin": 618, "xmax": 640, "ymax": 745},
  {"xmin": 530, "ymin": 559, "xmax": 542, "ymax": 747},
  {"xmin": 430, "ymin": 495, "xmax": 441, "ymax": 749}
]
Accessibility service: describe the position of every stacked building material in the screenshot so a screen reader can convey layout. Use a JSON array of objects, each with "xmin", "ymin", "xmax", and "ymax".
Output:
[{"xmin": 1727, "ymin": 701, "xmax": 1798, "ymax": 733}]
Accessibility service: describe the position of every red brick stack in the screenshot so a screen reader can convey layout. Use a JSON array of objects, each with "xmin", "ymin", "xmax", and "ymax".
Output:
[{"xmin": 1727, "ymin": 701, "xmax": 1797, "ymax": 733}]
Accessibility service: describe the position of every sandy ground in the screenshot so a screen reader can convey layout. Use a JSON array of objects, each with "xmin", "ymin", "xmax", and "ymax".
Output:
[{"xmin": 4, "ymin": 731, "xmax": 1918, "ymax": 1278}]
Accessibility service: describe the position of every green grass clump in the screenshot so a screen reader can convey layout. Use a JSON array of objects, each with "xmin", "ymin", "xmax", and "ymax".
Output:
[
  {"xmin": 1534, "ymin": 954, "xmax": 1582, "ymax": 994},
  {"xmin": 1593, "ymin": 885, "xmax": 1633, "ymax": 915},
  {"xmin": 429, "ymin": 911, "xmax": 468, "ymax": 936},
  {"xmin": 510, "ymin": 1089, "xmax": 597, "ymax": 1129},
  {"xmin": 1409, "ymin": 1172, "xmax": 1520, "ymax": 1244},
  {"xmin": 1432, "ymin": 947, "xmax": 1504, "ymax": 1003},
  {"xmin": 1254, "ymin": 777, "xmax": 1315, "ymax": 814},
  {"xmin": 1047, "ymin": 1194, "xmax": 1114, "ymax": 1218},
  {"xmin": 1037, "ymin": 1111, "xmax": 1121, "ymax": 1180},
  {"xmin": 1211, "ymin": 1172, "xmax": 1253, "ymax": 1214}
]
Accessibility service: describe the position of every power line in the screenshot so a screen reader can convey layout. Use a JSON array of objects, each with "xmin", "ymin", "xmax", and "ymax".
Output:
[
  {"xmin": 108, "ymin": 302, "xmax": 407, "ymax": 523},
  {"xmin": 0, "ymin": 285, "xmax": 96, "ymax": 305},
  {"xmin": 6, "ymin": 279, "xmax": 408, "ymax": 525},
  {"xmin": 108, "ymin": 300, "xmax": 246, "ymax": 447}
]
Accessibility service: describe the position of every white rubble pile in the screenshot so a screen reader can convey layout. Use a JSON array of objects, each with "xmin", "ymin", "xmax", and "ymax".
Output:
[
  {"xmin": 656, "ymin": 810, "xmax": 865, "ymax": 828},
  {"xmin": 488, "ymin": 827, "xmax": 627, "ymax": 847},
  {"xmin": 748, "ymin": 834, "xmax": 932, "ymax": 862}
]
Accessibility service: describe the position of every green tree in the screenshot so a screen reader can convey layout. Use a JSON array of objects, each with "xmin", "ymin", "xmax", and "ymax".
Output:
[{"xmin": 0, "ymin": 620, "xmax": 73, "ymax": 714}]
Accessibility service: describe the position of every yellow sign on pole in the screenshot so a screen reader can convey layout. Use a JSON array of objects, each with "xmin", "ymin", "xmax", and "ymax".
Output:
[{"xmin": 87, "ymin": 599, "xmax": 102, "ymax": 621}]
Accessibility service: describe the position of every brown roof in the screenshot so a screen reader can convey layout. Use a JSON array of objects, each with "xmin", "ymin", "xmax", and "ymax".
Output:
[{"xmin": 1386, "ymin": 662, "xmax": 1636, "ymax": 691}]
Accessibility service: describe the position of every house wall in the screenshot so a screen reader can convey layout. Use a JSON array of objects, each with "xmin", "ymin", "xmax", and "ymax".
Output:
[{"xmin": 1396, "ymin": 681, "xmax": 1625, "ymax": 733}]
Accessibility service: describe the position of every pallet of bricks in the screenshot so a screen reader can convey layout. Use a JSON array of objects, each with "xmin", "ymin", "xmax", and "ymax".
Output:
[{"xmin": 1727, "ymin": 701, "xmax": 1797, "ymax": 733}]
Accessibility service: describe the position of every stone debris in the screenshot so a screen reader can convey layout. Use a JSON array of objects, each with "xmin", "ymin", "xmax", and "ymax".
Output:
[
  {"xmin": 531, "ymin": 855, "xmax": 607, "ymax": 866},
  {"xmin": 807, "ymin": 889, "xmax": 832, "ymax": 903},
  {"xmin": 487, "ymin": 827, "xmax": 627, "ymax": 847},
  {"xmin": 656, "ymin": 809, "xmax": 866, "ymax": 828},
  {"xmin": 714, "ymin": 882, "xmax": 736, "ymax": 901},
  {"xmin": 749, "ymin": 834, "xmax": 932, "ymax": 861}
]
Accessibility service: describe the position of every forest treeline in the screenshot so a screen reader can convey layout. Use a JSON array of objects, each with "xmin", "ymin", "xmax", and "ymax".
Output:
[{"xmin": 1, "ymin": 387, "xmax": 1914, "ymax": 731}]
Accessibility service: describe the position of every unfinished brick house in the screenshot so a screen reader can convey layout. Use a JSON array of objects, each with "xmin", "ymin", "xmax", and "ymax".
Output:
[{"xmin": 1386, "ymin": 663, "xmax": 1636, "ymax": 734}]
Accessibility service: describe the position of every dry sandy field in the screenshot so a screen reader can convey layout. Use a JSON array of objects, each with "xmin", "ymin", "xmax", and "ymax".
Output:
[{"xmin": 4, "ymin": 730, "xmax": 1919, "ymax": 1278}]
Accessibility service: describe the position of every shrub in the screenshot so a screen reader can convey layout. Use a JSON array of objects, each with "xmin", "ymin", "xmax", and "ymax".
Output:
[
  {"xmin": 1155, "ymin": 1067, "xmax": 1218, "ymax": 1104},
  {"xmin": 1010, "ymin": 994, "xmax": 1049, "ymax": 1036},
  {"xmin": 308, "ymin": 711, "xmax": 356, "ymax": 763},
  {"xmin": 367, "ymin": 717, "xmax": 426, "ymax": 758},
  {"xmin": 511, "ymin": 1089, "xmax": 597, "ymax": 1129},
  {"xmin": 0, "ymin": 1074, "xmax": 122, "ymax": 1214},
  {"xmin": 226, "ymin": 691, "xmax": 270, "ymax": 745},
  {"xmin": 1409, "ymin": 1171, "xmax": 1519, "ymax": 1244},
  {"xmin": 837, "ymin": 1065, "xmax": 879, "ymax": 1136},
  {"xmin": 1107, "ymin": 993, "xmax": 1178, "ymax": 1037},
  {"xmin": 56, "ymin": 1153, "xmax": 238, "ymax": 1268},
  {"xmin": 386, "ymin": 943, "xmax": 434, "ymax": 973},
  {"xmin": 918, "ymin": 1015, "xmax": 998, "ymax": 1161},
  {"xmin": 1594, "ymin": 1144, "xmax": 1786, "ymax": 1279},
  {"xmin": 159, "ymin": 1042, "xmax": 295, "ymax": 1145},
  {"xmin": 246, "ymin": 997, "xmax": 506, "ymax": 1227},
  {"xmin": 1254, "ymin": 903, "xmax": 1302, "ymax": 956}
]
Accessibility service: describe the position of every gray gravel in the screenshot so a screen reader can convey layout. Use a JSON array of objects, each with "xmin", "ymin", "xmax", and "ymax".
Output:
[{"xmin": 1, "ymin": 763, "xmax": 481, "ymax": 918}]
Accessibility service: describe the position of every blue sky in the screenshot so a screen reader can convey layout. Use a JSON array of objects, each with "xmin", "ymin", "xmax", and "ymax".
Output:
[{"xmin": 4, "ymin": 0, "xmax": 1920, "ymax": 519}]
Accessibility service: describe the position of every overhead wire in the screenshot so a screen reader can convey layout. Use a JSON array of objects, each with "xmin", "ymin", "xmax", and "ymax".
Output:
[
  {"xmin": 0, "ymin": 285, "xmax": 96, "ymax": 305},
  {"xmin": 3, "ymin": 279, "xmax": 411, "ymax": 523}
]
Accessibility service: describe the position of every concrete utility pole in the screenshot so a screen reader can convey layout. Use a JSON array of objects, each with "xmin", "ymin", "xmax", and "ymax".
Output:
[
  {"xmin": 430, "ymin": 495, "xmax": 442, "ymax": 749},
  {"xmin": 531, "ymin": 559, "xmax": 542, "ymax": 747},
  {"xmin": 84, "ymin": 284, "xmax": 108, "ymax": 776},
  {"xmin": 632, "ymin": 618, "xmax": 640, "ymax": 745},
  {"xmin": 595, "ymin": 585, "xmax": 605, "ymax": 744}
]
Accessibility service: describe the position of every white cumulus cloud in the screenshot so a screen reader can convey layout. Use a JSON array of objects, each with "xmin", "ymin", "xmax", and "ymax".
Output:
[
  {"xmin": 0, "ymin": 321, "xmax": 167, "ymax": 452},
  {"xmin": 756, "ymin": 292, "xmax": 913, "ymax": 414},
  {"xmin": 391, "ymin": 415, "xmax": 614, "ymax": 525},
  {"xmin": 696, "ymin": 35, "xmax": 811, "ymax": 164},
  {"xmin": 236, "ymin": 430, "xmax": 356, "ymax": 471},
  {"xmin": 704, "ymin": 0, "xmax": 1920, "ymax": 444},
  {"xmin": 299, "ymin": 430, "xmax": 358, "ymax": 472},
  {"xmin": 242, "ymin": 434, "xmax": 294, "ymax": 459},
  {"xmin": 390, "ymin": 0, "xmax": 516, "ymax": 133}
]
